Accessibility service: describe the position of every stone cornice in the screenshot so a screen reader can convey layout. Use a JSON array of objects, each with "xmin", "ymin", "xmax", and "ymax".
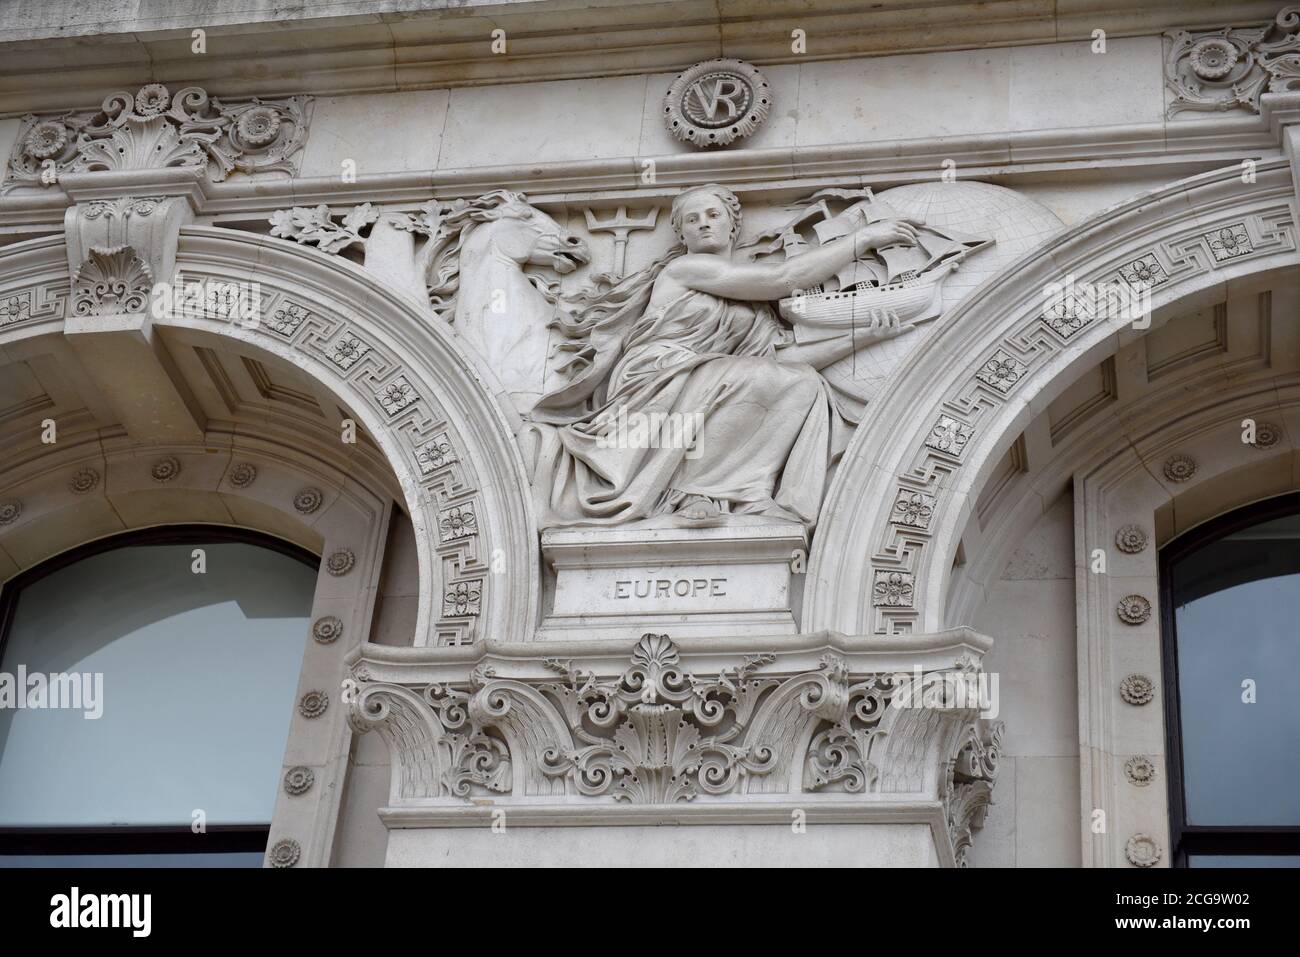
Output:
[
  {"xmin": 0, "ymin": 0, "xmax": 1286, "ymax": 115},
  {"xmin": 0, "ymin": 114, "xmax": 1279, "ymax": 232},
  {"xmin": 345, "ymin": 626, "xmax": 993, "ymax": 684}
]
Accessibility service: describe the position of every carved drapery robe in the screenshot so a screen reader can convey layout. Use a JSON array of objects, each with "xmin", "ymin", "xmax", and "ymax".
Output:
[{"xmin": 529, "ymin": 289, "xmax": 849, "ymax": 527}]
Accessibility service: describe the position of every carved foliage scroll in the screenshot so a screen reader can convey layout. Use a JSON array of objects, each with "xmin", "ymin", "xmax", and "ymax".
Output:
[
  {"xmin": 1165, "ymin": 6, "xmax": 1300, "ymax": 116},
  {"xmin": 350, "ymin": 634, "xmax": 1004, "ymax": 864},
  {"xmin": 3, "ymin": 83, "xmax": 312, "ymax": 192}
]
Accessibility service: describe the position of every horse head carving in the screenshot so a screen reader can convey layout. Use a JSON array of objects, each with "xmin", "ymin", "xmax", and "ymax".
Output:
[
  {"xmin": 416, "ymin": 191, "xmax": 590, "ymax": 412},
  {"xmin": 270, "ymin": 191, "xmax": 591, "ymax": 416}
]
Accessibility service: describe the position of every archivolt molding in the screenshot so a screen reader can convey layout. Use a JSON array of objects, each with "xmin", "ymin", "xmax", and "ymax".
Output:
[
  {"xmin": 0, "ymin": 225, "xmax": 539, "ymax": 646},
  {"xmin": 347, "ymin": 629, "xmax": 1002, "ymax": 866},
  {"xmin": 806, "ymin": 157, "xmax": 1300, "ymax": 636},
  {"xmin": 922, "ymin": 305, "xmax": 1300, "ymax": 866},
  {"xmin": 166, "ymin": 226, "xmax": 538, "ymax": 646}
]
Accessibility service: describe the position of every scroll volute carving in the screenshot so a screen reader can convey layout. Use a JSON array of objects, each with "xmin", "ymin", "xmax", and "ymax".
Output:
[{"xmin": 349, "ymin": 631, "xmax": 1004, "ymax": 866}]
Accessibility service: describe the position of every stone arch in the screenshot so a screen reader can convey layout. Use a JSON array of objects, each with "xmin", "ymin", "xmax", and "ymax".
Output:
[
  {"xmin": 0, "ymin": 416, "xmax": 402, "ymax": 867},
  {"xmin": 0, "ymin": 225, "xmax": 540, "ymax": 647},
  {"xmin": 806, "ymin": 158, "xmax": 1300, "ymax": 635}
]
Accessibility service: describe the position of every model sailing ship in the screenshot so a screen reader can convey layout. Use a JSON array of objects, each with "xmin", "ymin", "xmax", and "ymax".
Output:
[{"xmin": 759, "ymin": 188, "xmax": 993, "ymax": 342}]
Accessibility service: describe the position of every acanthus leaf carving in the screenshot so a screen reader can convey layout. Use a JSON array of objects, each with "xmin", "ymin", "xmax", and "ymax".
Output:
[
  {"xmin": 71, "ymin": 245, "xmax": 152, "ymax": 316},
  {"xmin": 942, "ymin": 720, "xmax": 1004, "ymax": 868},
  {"xmin": 2, "ymin": 83, "xmax": 312, "ymax": 192},
  {"xmin": 351, "ymin": 629, "xmax": 1002, "ymax": 872}
]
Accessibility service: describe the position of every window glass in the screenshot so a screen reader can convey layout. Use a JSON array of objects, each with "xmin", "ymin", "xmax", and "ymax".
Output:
[
  {"xmin": 1169, "ymin": 513, "xmax": 1300, "ymax": 826},
  {"xmin": 0, "ymin": 540, "xmax": 316, "ymax": 827}
]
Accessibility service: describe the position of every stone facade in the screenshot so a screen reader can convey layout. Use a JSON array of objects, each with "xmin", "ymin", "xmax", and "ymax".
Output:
[{"xmin": 1, "ymin": 0, "xmax": 1297, "ymax": 867}]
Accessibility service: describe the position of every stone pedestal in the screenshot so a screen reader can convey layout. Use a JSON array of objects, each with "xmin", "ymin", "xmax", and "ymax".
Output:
[{"xmin": 538, "ymin": 516, "xmax": 806, "ymax": 641}]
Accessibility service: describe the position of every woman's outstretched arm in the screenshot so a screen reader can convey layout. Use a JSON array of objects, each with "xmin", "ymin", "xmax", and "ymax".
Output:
[{"xmin": 665, "ymin": 220, "xmax": 920, "ymax": 301}]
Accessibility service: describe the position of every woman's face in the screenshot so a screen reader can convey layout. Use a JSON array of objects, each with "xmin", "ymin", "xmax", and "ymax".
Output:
[{"xmin": 678, "ymin": 193, "xmax": 733, "ymax": 254}]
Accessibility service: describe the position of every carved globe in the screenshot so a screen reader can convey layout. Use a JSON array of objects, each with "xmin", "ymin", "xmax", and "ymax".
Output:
[{"xmin": 817, "ymin": 181, "xmax": 1065, "ymax": 412}]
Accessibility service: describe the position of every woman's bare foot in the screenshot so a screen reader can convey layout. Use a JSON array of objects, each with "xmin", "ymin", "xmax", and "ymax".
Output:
[{"xmin": 675, "ymin": 495, "xmax": 725, "ymax": 526}]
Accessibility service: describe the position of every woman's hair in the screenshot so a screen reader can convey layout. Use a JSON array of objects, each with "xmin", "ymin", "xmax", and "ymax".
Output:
[{"xmin": 669, "ymin": 184, "xmax": 743, "ymax": 241}]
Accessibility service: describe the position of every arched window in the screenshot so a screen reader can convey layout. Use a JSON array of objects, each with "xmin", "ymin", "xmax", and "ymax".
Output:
[
  {"xmin": 1161, "ymin": 494, "xmax": 1300, "ymax": 867},
  {"xmin": 0, "ymin": 527, "xmax": 318, "ymax": 866}
]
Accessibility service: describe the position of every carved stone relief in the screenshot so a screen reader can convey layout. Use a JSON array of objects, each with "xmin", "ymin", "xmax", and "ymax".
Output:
[
  {"xmin": 270, "ymin": 193, "xmax": 590, "ymax": 413},
  {"xmin": 350, "ymin": 633, "xmax": 1003, "ymax": 862},
  {"xmin": 269, "ymin": 181, "xmax": 993, "ymax": 546},
  {"xmin": 1165, "ymin": 7, "xmax": 1300, "ymax": 117},
  {"xmin": 1116, "ymin": 594, "xmax": 1152, "ymax": 625},
  {"xmin": 71, "ymin": 245, "xmax": 152, "ymax": 316},
  {"xmin": 1120, "ymin": 674, "xmax": 1156, "ymax": 706},
  {"xmin": 2, "ymin": 83, "xmax": 312, "ymax": 191},
  {"xmin": 663, "ymin": 58, "xmax": 772, "ymax": 147},
  {"xmin": 1125, "ymin": 833, "xmax": 1162, "ymax": 867}
]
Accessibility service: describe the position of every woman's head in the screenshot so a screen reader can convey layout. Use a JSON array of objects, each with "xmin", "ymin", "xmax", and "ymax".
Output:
[{"xmin": 671, "ymin": 184, "xmax": 742, "ymax": 254}]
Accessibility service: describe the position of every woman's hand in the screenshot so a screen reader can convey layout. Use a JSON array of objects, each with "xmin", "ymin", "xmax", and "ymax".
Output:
[{"xmin": 853, "ymin": 219, "xmax": 922, "ymax": 257}]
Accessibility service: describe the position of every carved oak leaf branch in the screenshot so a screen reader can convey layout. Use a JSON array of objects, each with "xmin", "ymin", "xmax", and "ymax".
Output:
[{"xmin": 269, "ymin": 202, "xmax": 378, "ymax": 254}]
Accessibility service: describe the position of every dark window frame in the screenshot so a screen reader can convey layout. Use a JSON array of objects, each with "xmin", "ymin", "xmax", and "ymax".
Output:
[
  {"xmin": 1159, "ymin": 492, "xmax": 1300, "ymax": 867},
  {"xmin": 0, "ymin": 524, "xmax": 319, "ymax": 860}
]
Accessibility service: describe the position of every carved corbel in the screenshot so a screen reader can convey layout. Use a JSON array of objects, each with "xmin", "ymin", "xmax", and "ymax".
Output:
[
  {"xmin": 942, "ymin": 720, "xmax": 1004, "ymax": 868},
  {"xmin": 58, "ymin": 170, "xmax": 208, "ymax": 442},
  {"xmin": 1261, "ymin": 90, "xmax": 1300, "ymax": 214}
]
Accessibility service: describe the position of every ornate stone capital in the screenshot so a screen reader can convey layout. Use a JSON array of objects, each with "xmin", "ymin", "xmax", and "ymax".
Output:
[{"xmin": 349, "ymin": 632, "xmax": 1003, "ymax": 865}]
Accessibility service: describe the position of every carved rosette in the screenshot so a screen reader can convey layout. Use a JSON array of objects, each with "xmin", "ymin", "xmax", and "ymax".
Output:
[
  {"xmin": 293, "ymin": 487, "xmax": 323, "ymax": 514},
  {"xmin": 1116, "ymin": 594, "xmax": 1152, "ymax": 625},
  {"xmin": 0, "ymin": 501, "xmax": 20, "ymax": 526},
  {"xmin": 1165, "ymin": 8, "xmax": 1300, "ymax": 117},
  {"xmin": 1115, "ymin": 524, "xmax": 1148, "ymax": 554},
  {"xmin": 325, "ymin": 549, "xmax": 355, "ymax": 576},
  {"xmin": 350, "ymin": 635, "xmax": 1002, "ymax": 864},
  {"xmin": 312, "ymin": 616, "xmax": 343, "ymax": 644},
  {"xmin": 72, "ymin": 245, "xmax": 152, "ymax": 317},
  {"xmin": 1120, "ymin": 674, "xmax": 1156, "ymax": 706},
  {"xmin": 1163, "ymin": 454, "xmax": 1197, "ymax": 483},
  {"xmin": 1250, "ymin": 420, "xmax": 1283, "ymax": 449},
  {"xmin": 267, "ymin": 838, "xmax": 301, "ymax": 868},
  {"xmin": 1125, "ymin": 833, "xmax": 1163, "ymax": 867},
  {"xmin": 283, "ymin": 766, "xmax": 315, "ymax": 796},
  {"xmin": 1125, "ymin": 755, "xmax": 1156, "ymax": 787},
  {"xmin": 2, "ymin": 83, "xmax": 313, "ymax": 192}
]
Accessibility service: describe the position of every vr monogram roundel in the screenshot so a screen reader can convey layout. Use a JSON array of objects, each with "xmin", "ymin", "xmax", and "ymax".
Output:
[{"xmin": 663, "ymin": 58, "xmax": 771, "ymax": 147}]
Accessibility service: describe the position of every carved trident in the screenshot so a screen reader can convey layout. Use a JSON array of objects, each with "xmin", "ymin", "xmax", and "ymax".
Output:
[{"xmin": 583, "ymin": 205, "xmax": 660, "ymax": 280}]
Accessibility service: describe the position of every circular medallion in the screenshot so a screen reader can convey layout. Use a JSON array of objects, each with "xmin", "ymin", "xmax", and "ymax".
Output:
[
  {"xmin": 664, "ymin": 58, "xmax": 771, "ymax": 148},
  {"xmin": 1124, "ymin": 755, "xmax": 1156, "ymax": 787},
  {"xmin": 284, "ymin": 766, "xmax": 315, "ymax": 796},
  {"xmin": 299, "ymin": 690, "xmax": 328, "ymax": 719},
  {"xmin": 1116, "ymin": 594, "xmax": 1152, "ymax": 625},
  {"xmin": 1120, "ymin": 673, "xmax": 1155, "ymax": 706},
  {"xmin": 268, "ymin": 838, "xmax": 301, "ymax": 868},
  {"xmin": 229, "ymin": 463, "xmax": 257, "ymax": 488},
  {"xmin": 1114, "ymin": 524, "xmax": 1148, "ymax": 554},
  {"xmin": 1125, "ymin": 833, "xmax": 1162, "ymax": 868}
]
